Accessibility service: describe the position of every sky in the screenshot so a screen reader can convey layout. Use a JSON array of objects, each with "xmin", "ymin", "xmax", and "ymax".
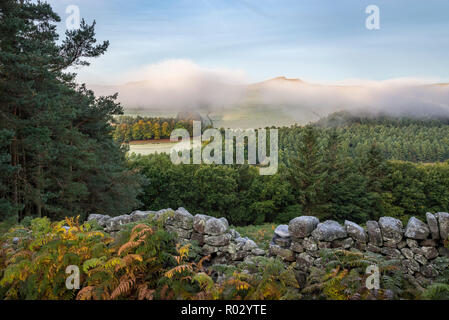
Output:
[{"xmin": 46, "ymin": 0, "xmax": 449, "ymax": 86}]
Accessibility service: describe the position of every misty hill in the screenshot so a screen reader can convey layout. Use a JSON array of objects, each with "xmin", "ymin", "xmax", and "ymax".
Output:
[{"xmin": 89, "ymin": 76, "xmax": 449, "ymax": 129}]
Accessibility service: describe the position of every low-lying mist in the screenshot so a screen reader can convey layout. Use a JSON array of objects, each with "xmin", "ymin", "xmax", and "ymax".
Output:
[{"xmin": 88, "ymin": 60, "xmax": 449, "ymax": 123}]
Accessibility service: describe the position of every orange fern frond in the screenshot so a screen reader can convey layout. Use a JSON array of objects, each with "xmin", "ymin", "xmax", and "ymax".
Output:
[
  {"xmin": 110, "ymin": 277, "xmax": 136, "ymax": 299},
  {"xmin": 137, "ymin": 284, "xmax": 155, "ymax": 300},
  {"xmin": 76, "ymin": 286, "xmax": 96, "ymax": 300},
  {"xmin": 118, "ymin": 240, "xmax": 143, "ymax": 256}
]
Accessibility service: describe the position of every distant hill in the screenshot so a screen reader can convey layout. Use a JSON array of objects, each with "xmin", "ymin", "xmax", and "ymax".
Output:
[{"xmin": 89, "ymin": 76, "xmax": 449, "ymax": 129}]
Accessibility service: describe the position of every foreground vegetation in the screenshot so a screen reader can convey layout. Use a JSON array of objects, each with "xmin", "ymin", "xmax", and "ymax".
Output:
[
  {"xmin": 1, "ymin": 216, "xmax": 449, "ymax": 300},
  {"xmin": 0, "ymin": 215, "xmax": 299, "ymax": 300}
]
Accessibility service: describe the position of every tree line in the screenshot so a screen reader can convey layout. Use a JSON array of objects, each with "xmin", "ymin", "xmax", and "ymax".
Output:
[
  {"xmin": 112, "ymin": 116, "xmax": 197, "ymax": 143},
  {"xmin": 279, "ymin": 111, "xmax": 449, "ymax": 164}
]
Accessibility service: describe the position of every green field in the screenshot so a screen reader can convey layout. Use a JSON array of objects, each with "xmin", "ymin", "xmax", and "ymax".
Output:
[
  {"xmin": 128, "ymin": 140, "xmax": 191, "ymax": 155},
  {"xmin": 128, "ymin": 141, "xmax": 177, "ymax": 155}
]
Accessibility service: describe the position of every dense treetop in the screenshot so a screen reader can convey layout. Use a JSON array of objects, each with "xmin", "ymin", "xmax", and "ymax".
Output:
[
  {"xmin": 279, "ymin": 111, "xmax": 449, "ymax": 164},
  {"xmin": 0, "ymin": 0, "xmax": 142, "ymax": 222}
]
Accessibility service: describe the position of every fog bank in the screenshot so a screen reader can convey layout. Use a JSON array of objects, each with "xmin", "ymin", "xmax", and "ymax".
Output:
[{"xmin": 88, "ymin": 60, "xmax": 449, "ymax": 120}]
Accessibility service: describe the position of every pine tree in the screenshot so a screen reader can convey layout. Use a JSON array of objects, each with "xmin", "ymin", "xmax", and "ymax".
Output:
[
  {"xmin": 286, "ymin": 125, "xmax": 328, "ymax": 217},
  {"xmin": 0, "ymin": 129, "xmax": 18, "ymax": 221},
  {"xmin": 360, "ymin": 142, "xmax": 387, "ymax": 194},
  {"xmin": 359, "ymin": 142, "xmax": 387, "ymax": 219},
  {"xmin": 0, "ymin": 0, "xmax": 142, "ymax": 221}
]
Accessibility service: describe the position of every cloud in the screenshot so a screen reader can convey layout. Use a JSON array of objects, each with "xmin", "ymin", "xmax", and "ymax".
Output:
[
  {"xmin": 90, "ymin": 59, "xmax": 248, "ymax": 111},
  {"xmin": 89, "ymin": 60, "xmax": 449, "ymax": 121},
  {"xmin": 254, "ymin": 77, "xmax": 449, "ymax": 120}
]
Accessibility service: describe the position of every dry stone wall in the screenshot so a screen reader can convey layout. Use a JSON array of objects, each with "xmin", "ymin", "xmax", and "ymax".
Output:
[
  {"xmin": 88, "ymin": 209, "xmax": 449, "ymax": 282},
  {"xmin": 270, "ymin": 213, "xmax": 449, "ymax": 282},
  {"xmin": 88, "ymin": 208, "xmax": 266, "ymax": 265}
]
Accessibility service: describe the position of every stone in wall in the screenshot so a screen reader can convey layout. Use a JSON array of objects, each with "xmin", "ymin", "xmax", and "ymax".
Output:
[
  {"xmin": 105, "ymin": 214, "xmax": 132, "ymax": 232},
  {"xmin": 302, "ymin": 237, "xmax": 318, "ymax": 251},
  {"xmin": 405, "ymin": 217, "xmax": 430, "ymax": 240},
  {"xmin": 193, "ymin": 214, "xmax": 211, "ymax": 233},
  {"xmin": 290, "ymin": 240, "xmax": 304, "ymax": 253},
  {"xmin": 421, "ymin": 247, "xmax": 438, "ymax": 260},
  {"xmin": 288, "ymin": 216, "xmax": 319, "ymax": 239},
  {"xmin": 380, "ymin": 247, "xmax": 402, "ymax": 259},
  {"xmin": 227, "ymin": 239, "xmax": 246, "ymax": 261},
  {"xmin": 242, "ymin": 238, "xmax": 258, "ymax": 251},
  {"xmin": 165, "ymin": 224, "xmax": 192, "ymax": 239},
  {"xmin": 274, "ymin": 225, "xmax": 290, "ymax": 238},
  {"xmin": 420, "ymin": 239, "xmax": 438, "ymax": 247},
  {"xmin": 208, "ymin": 228, "xmax": 264, "ymax": 263},
  {"xmin": 131, "ymin": 210, "xmax": 155, "ymax": 222},
  {"xmin": 311, "ymin": 220, "xmax": 347, "ymax": 241},
  {"xmin": 87, "ymin": 214, "xmax": 111, "ymax": 227},
  {"xmin": 426, "ymin": 212, "xmax": 440, "ymax": 240},
  {"xmin": 379, "ymin": 217, "xmax": 404, "ymax": 244},
  {"xmin": 344, "ymin": 220, "xmax": 367, "ymax": 243},
  {"xmin": 191, "ymin": 232, "xmax": 204, "ymax": 245},
  {"xmin": 229, "ymin": 229, "xmax": 240, "ymax": 239},
  {"xmin": 252, "ymin": 248, "xmax": 265, "ymax": 256},
  {"xmin": 204, "ymin": 217, "xmax": 228, "ymax": 235},
  {"xmin": 406, "ymin": 238, "xmax": 418, "ymax": 248},
  {"xmin": 202, "ymin": 244, "xmax": 220, "ymax": 255},
  {"xmin": 318, "ymin": 241, "xmax": 332, "ymax": 249},
  {"xmin": 273, "ymin": 236, "xmax": 291, "ymax": 248},
  {"xmin": 366, "ymin": 221, "xmax": 383, "ymax": 246},
  {"xmin": 436, "ymin": 212, "xmax": 449, "ymax": 240},
  {"xmin": 421, "ymin": 265, "xmax": 438, "ymax": 278},
  {"xmin": 269, "ymin": 244, "xmax": 295, "ymax": 262},
  {"xmin": 166, "ymin": 207, "xmax": 193, "ymax": 230},
  {"xmin": 398, "ymin": 241, "xmax": 407, "ymax": 249},
  {"xmin": 296, "ymin": 252, "xmax": 314, "ymax": 269},
  {"xmin": 402, "ymin": 259, "xmax": 420, "ymax": 274},
  {"xmin": 204, "ymin": 233, "xmax": 232, "ymax": 246},
  {"xmin": 366, "ymin": 243, "xmax": 381, "ymax": 253},
  {"xmin": 272, "ymin": 225, "xmax": 292, "ymax": 248},
  {"xmin": 401, "ymin": 248, "xmax": 414, "ymax": 260},
  {"xmin": 332, "ymin": 237, "xmax": 354, "ymax": 249},
  {"xmin": 219, "ymin": 217, "xmax": 229, "ymax": 229}
]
